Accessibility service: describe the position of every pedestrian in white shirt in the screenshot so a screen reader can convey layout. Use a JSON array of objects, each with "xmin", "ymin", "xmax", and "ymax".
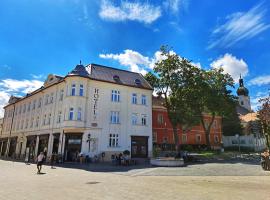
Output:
[{"xmin": 37, "ymin": 152, "xmax": 45, "ymax": 174}]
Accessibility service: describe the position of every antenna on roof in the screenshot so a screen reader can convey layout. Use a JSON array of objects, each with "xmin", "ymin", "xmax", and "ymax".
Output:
[
  {"xmin": 80, "ymin": 60, "xmax": 82, "ymax": 65},
  {"xmin": 240, "ymin": 73, "xmax": 242, "ymax": 79}
]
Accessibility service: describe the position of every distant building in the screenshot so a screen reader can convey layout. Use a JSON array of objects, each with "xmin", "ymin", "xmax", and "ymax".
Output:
[
  {"xmin": 0, "ymin": 63, "xmax": 153, "ymax": 161},
  {"xmin": 152, "ymin": 96, "xmax": 222, "ymax": 150}
]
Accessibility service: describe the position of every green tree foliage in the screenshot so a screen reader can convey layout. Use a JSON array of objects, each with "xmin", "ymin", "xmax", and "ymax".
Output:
[
  {"xmin": 146, "ymin": 45, "xmax": 238, "ymax": 150},
  {"xmin": 258, "ymin": 94, "xmax": 270, "ymax": 148}
]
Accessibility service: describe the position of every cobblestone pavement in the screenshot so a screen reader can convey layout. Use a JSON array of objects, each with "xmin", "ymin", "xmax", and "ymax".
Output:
[{"xmin": 0, "ymin": 160, "xmax": 270, "ymax": 200}]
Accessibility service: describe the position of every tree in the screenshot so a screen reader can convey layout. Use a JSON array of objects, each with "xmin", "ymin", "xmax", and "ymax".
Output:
[
  {"xmin": 145, "ymin": 46, "xmax": 201, "ymax": 152},
  {"xmin": 258, "ymin": 94, "xmax": 270, "ymax": 148},
  {"xmin": 191, "ymin": 68, "xmax": 235, "ymax": 149}
]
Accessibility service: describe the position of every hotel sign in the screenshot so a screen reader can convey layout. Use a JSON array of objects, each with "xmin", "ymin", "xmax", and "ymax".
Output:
[{"xmin": 93, "ymin": 88, "xmax": 99, "ymax": 121}]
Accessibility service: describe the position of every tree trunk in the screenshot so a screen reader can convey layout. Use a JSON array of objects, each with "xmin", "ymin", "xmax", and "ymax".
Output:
[
  {"xmin": 201, "ymin": 114, "xmax": 216, "ymax": 150},
  {"xmin": 172, "ymin": 125, "xmax": 180, "ymax": 153}
]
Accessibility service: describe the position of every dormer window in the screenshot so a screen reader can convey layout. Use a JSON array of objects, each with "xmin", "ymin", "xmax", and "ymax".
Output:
[
  {"xmin": 135, "ymin": 79, "xmax": 141, "ymax": 85},
  {"xmin": 113, "ymin": 75, "xmax": 120, "ymax": 82}
]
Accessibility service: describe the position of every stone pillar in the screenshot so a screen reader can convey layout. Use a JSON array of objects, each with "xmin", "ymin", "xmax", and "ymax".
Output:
[
  {"xmin": 48, "ymin": 133, "xmax": 54, "ymax": 157},
  {"xmin": 0, "ymin": 141, "xmax": 3, "ymax": 156},
  {"xmin": 35, "ymin": 135, "xmax": 39, "ymax": 157},
  {"xmin": 5, "ymin": 138, "xmax": 10, "ymax": 157}
]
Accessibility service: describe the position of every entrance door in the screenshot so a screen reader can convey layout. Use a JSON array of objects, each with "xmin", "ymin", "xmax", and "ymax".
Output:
[
  {"xmin": 1, "ymin": 140, "xmax": 7, "ymax": 156},
  {"xmin": 8, "ymin": 138, "xmax": 17, "ymax": 157},
  {"xmin": 131, "ymin": 136, "xmax": 148, "ymax": 158},
  {"xmin": 64, "ymin": 133, "xmax": 82, "ymax": 162},
  {"xmin": 52, "ymin": 135, "xmax": 60, "ymax": 154}
]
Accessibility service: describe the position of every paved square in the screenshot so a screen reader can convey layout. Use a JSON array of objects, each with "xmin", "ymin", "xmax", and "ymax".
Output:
[{"xmin": 0, "ymin": 160, "xmax": 269, "ymax": 200}]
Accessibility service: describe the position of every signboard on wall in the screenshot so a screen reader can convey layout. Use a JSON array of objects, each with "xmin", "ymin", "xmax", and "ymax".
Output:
[{"xmin": 92, "ymin": 88, "xmax": 99, "ymax": 122}]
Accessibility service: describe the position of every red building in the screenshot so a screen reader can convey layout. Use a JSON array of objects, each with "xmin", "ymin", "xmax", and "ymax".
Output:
[{"xmin": 152, "ymin": 96, "xmax": 222, "ymax": 150}]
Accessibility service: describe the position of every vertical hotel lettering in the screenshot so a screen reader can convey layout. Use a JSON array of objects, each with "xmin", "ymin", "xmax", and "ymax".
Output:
[{"xmin": 93, "ymin": 88, "xmax": 99, "ymax": 121}]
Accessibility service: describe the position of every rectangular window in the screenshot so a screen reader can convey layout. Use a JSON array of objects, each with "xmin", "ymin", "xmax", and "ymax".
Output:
[
  {"xmin": 77, "ymin": 107, "xmax": 82, "ymax": 120},
  {"xmin": 132, "ymin": 113, "xmax": 138, "ymax": 125},
  {"xmin": 25, "ymin": 119, "xmax": 29, "ymax": 129},
  {"xmin": 21, "ymin": 120, "xmax": 24, "ymax": 129},
  {"xmin": 19, "ymin": 105, "xmax": 22, "ymax": 114},
  {"xmin": 157, "ymin": 114, "xmax": 164, "ymax": 124},
  {"xmin": 111, "ymin": 90, "xmax": 120, "ymax": 102},
  {"xmin": 109, "ymin": 134, "xmax": 119, "ymax": 147},
  {"xmin": 141, "ymin": 95, "xmax": 146, "ymax": 105},
  {"xmin": 79, "ymin": 84, "xmax": 84, "ymax": 96},
  {"xmin": 50, "ymin": 93, "xmax": 54, "ymax": 103},
  {"xmin": 59, "ymin": 89, "xmax": 64, "ymax": 101},
  {"xmin": 27, "ymin": 102, "xmax": 31, "ymax": 112},
  {"xmin": 196, "ymin": 135, "xmax": 201, "ymax": 143},
  {"xmin": 45, "ymin": 95, "xmax": 49, "ymax": 105},
  {"xmin": 142, "ymin": 114, "xmax": 147, "ymax": 126},
  {"xmin": 69, "ymin": 108, "xmax": 74, "ymax": 120},
  {"xmin": 57, "ymin": 111, "xmax": 62, "ymax": 123},
  {"xmin": 23, "ymin": 104, "xmax": 26, "ymax": 113},
  {"xmin": 30, "ymin": 118, "xmax": 34, "ymax": 128},
  {"xmin": 36, "ymin": 117, "xmax": 39, "ymax": 127},
  {"xmin": 48, "ymin": 113, "xmax": 51, "ymax": 125},
  {"xmin": 33, "ymin": 100, "xmax": 36, "ymax": 110},
  {"xmin": 132, "ymin": 93, "xmax": 137, "ymax": 104},
  {"xmin": 214, "ymin": 135, "xmax": 219, "ymax": 143},
  {"xmin": 71, "ymin": 84, "xmax": 76, "ymax": 96},
  {"xmin": 110, "ymin": 111, "xmax": 120, "ymax": 124},
  {"xmin": 182, "ymin": 134, "xmax": 187, "ymax": 144},
  {"xmin": 38, "ymin": 98, "xmax": 42, "ymax": 108},
  {"xmin": 43, "ymin": 115, "xmax": 46, "ymax": 125}
]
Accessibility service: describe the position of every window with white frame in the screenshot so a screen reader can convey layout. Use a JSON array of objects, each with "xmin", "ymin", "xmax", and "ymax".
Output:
[
  {"xmin": 48, "ymin": 113, "xmax": 51, "ymax": 125},
  {"xmin": 77, "ymin": 107, "xmax": 82, "ymax": 120},
  {"xmin": 132, "ymin": 93, "xmax": 137, "ymax": 104},
  {"xmin": 33, "ymin": 100, "xmax": 36, "ymax": 110},
  {"xmin": 214, "ymin": 135, "xmax": 219, "ymax": 143},
  {"xmin": 25, "ymin": 119, "xmax": 29, "ymax": 129},
  {"xmin": 71, "ymin": 84, "xmax": 76, "ymax": 96},
  {"xmin": 182, "ymin": 134, "xmax": 187, "ymax": 144},
  {"xmin": 79, "ymin": 84, "xmax": 84, "ymax": 96},
  {"xmin": 110, "ymin": 111, "xmax": 120, "ymax": 124},
  {"xmin": 157, "ymin": 114, "xmax": 164, "ymax": 124},
  {"xmin": 141, "ymin": 114, "xmax": 147, "ymax": 126},
  {"xmin": 27, "ymin": 102, "xmax": 31, "ymax": 112},
  {"xmin": 111, "ymin": 90, "xmax": 120, "ymax": 102},
  {"xmin": 23, "ymin": 104, "xmax": 26, "ymax": 113},
  {"xmin": 21, "ymin": 120, "xmax": 24, "ymax": 129},
  {"xmin": 59, "ymin": 89, "xmax": 64, "ymax": 101},
  {"xmin": 141, "ymin": 95, "xmax": 146, "ymax": 105},
  {"xmin": 43, "ymin": 115, "xmax": 46, "ymax": 125},
  {"xmin": 109, "ymin": 134, "xmax": 119, "ymax": 147},
  {"xmin": 57, "ymin": 111, "xmax": 62, "ymax": 123},
  {"xmin": 38, "ymin": 98, "xmax": 42, "ymax": 108},
  {"xmin": 69, "ymin": 108, "xmax": 74, "ymax": 120},
  {"xmin": 30, "ymin": 118, "xmax": 34, "ymax": 128},
  {"xmin": 196, "ymin": 134, "xmax": 201, "ymax": 143},
  {"xmin": 45, "ymin": 95, "xmax": 49, "ymax": 105},
  {"xmin": 50, "ymin": 93, "xmax": 54, "ymax": 103},
  {"xmin": 132, "ymin": 113, "xmax": 138, "ymax": 125},
  {"xmin": 36, "ymin": 117, "xmax": 39, "ymax": 127}
]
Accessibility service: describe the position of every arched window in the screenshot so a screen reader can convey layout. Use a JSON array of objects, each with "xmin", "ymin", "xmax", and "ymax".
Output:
[{"xmin": 69, "ymin": 108, "xmax": 74, "ymax": 120}]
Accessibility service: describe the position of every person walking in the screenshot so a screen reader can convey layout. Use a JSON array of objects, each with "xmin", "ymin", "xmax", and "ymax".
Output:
[
  {"xmin": 37, "ymin": 152, "xmax": 45, "ymax": 174},
  {"xmin": 50, "ymin": 153, "xmax": 55, "ymax": 169}
]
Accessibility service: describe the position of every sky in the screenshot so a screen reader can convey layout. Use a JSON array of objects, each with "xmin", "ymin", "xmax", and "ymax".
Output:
[{"xmin": 0, "ymin": 0, "xmax": 270, "ymax": 117}]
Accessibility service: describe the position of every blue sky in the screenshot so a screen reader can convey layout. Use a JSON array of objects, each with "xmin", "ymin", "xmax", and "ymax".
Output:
[{"xmin": 0, "ymin": 0, "xmax": 270, "ymax": 116}]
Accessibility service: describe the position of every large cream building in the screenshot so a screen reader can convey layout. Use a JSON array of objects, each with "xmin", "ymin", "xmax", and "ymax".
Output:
[{"xmin": 0, "ymin": 63, "xmax": 153, "ymax": 162}]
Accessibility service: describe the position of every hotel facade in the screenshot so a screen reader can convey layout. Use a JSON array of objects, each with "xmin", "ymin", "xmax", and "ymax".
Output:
[{"xmin": 0, "ymin": 63, "xmax": 153, "ymax": 162}]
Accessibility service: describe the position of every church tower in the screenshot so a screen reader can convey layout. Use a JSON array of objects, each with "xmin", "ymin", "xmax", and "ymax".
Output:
[{"xmin": 237, "ymin": 75, "xmax": 251, "ymax": 112}]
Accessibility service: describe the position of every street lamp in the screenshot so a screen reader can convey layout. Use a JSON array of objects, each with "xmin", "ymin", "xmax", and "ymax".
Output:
[{"xmin": 87, "ymin": 134, "xmax": 91, "ymax": 152}]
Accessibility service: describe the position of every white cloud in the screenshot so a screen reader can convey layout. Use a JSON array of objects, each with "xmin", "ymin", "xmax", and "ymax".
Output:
[
  {"xmin": 0, "ymin": 91, "xmax": 10, "ymax": 117},
  {"xmin": 99, "ymin": 0, "xmax": 161, "ymax": 24},
  {"xmin": 0, "ymin": 79, "xmax": 43, "ymax": 117},
  {"xmin": 248, "ymin": 75, "xmax": 270, "ymax": 86},
  {"xmin": 208, "ymin": 2, "xmax": 270, "ymax": 49},
  {"xmin": 163, "ymin": 0, "xmax": 189, "ymax": 14},
  {"xmin": 210, "ymin": 53, "xmax": 248, "ymax": 82},
  {"xmin": 250, "ymin": 91, "xmax": 269, "ymax": 111},
  {"xmin": 99, "ymin": 49, "xmax": 177, "ymax": 75}
]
